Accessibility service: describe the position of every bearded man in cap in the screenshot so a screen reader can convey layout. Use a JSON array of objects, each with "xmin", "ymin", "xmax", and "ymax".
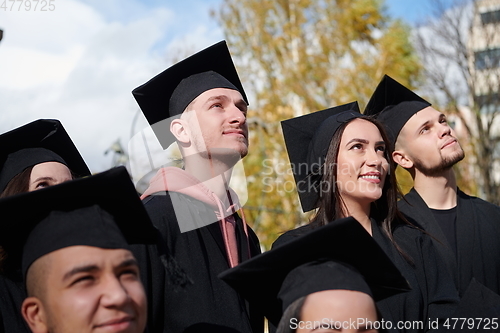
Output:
[
  {"xmin": 365, "ymin": 75, "xmax": 500, "ymax": 298},
  {"xmin": 132, "ymin": 41, "xmax": 262, "ymax": 333}
]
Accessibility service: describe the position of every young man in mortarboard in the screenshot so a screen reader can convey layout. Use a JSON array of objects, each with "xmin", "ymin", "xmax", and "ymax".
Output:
[
  {"xmin": 132, "ymin": 41, "xmax": 262, "ymax": 333},
  {"xmin": 365, "ymin": 75, "xmax": 500, "ymax": 298},
  {"xmin": 0, "ymin": 167, "xmax": 156, "ymax": 333}
]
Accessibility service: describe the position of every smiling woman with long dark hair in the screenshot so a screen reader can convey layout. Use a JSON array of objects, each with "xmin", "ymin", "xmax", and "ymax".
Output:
[{"xmin": 273, "ymin": 102, "xmax": 458, "ymax": 332}]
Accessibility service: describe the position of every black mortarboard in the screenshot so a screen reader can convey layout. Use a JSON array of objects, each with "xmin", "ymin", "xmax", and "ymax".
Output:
[
  {"xmin": 364, "ymin": 75, "xmax": 431, "ymax": 144},
  {"xmin": 0, "ymin": 166, "xmax": 157, "ymax": 278},
  {"xmin": 0, "ymin": 119, "xmax": 91, "ymax": 193},
  {"xmin": 132, "ymin": 40, "xmax": 248, "ymax": 149},
  {"xmin": 219, "ymin": 217, "xmax": 410, "ymax": 326},
  {"xmin": 281, "ymin": 102, "xmax": 363, "ymax": 212},
  {"xmin": 278, "ymin": 260, "xmax": 373, "ymax": 313}
]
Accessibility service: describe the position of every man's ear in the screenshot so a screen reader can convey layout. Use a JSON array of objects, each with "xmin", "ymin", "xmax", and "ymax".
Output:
[
  {"xmin": 170, "ymin": 118, "xmax": 190, "ymax": 144},
  {"xmin": 22, "ymin": 297, "xmax": 48, "ymax": 333},
  {"xmin": 392, "ymin": 149, "xmax": 414, "ymax": 170}
]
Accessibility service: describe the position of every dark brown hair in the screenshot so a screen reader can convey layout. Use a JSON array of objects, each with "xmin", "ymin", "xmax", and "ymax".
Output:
[
  {"xmin": 310, "ymin": 117, "xmax": 410, "ymax": 262},
  {"xmin": 0, "ymin": 165, "xmax": 77, "ymax": 272},
  {"xmin": 0, "ymin": 166, "xmax": 33, "ymax": 198},
  {"xmin": 0, "ymin": 166, "xmax": 32, "ymax": 272}
]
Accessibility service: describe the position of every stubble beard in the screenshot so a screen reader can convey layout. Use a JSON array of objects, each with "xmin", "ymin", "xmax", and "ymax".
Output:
[
  {"xmin": 413, "ymin": 146, "xmax": 465, "ymax": 177},
  {"xmin": 194, "ymin": 131, "xmax": 248, "ymax": 163}
]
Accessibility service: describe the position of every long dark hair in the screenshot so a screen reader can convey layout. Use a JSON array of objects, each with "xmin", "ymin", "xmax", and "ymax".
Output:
[
  {"xmin": 310, "ymin": 117, "xmax": 409, "ymax": 261},
  {"xmin": 0, "ymin": 166, "xmax": 33, "ymax": 198},
  {"xmin": 0, "ymin": 166, "xmax": 34, "ymax": 272}
]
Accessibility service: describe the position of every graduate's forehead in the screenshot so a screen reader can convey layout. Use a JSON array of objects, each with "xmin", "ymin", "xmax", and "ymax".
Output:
[
  {"xmin": 189, "ymin": 88, "xmax": 246, "ymax": 109},
  {"xmin": 400, "ymin": 106, "xmax": 443, "ymax": 139},
  {"xmin": 43, "ymin": 246, "xmax": 135, "ymax": 278},
  {"xmin": 340, "ymin": 118, "xmax": 383, "ymax": 143}
]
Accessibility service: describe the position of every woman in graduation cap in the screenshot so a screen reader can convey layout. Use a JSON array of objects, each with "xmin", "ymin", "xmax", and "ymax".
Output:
[
  {"xmin": 0, "ymin": 119, "xmax": 90, "ymax": 333},
  {"xmin": 273, "ymin": 103, "xmax": 459, "ymax": 332},
  {"xmin": 0, "ymin": 119, "xmax": 90, "ymax": 198}
]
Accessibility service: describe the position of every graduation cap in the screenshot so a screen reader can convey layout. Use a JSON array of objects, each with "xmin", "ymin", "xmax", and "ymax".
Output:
[
  {"xmin": 281, "ymin": 102, "xmax": 362, "ymax": 212},
  {"xmin": 0, "ymin": 119, "xmax": 91, "ymax": 193},
  {"xmin": 364, "ymin": 75, "xmax": 431, "ymax": 144},
  {"xmin": 132, "ymin": 40, "xmax": 248, "ymax": 149},
  {"xmin": 0, "ymin": 166, "xmax": 157, "ymax": 278},
  {"xmin": 219, "ymin": 217, "xmax": 410, "ymax": 326}
]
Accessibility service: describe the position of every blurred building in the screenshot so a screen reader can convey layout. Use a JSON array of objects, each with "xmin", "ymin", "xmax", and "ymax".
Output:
[
  {"xmin": 470, "ymin": 0, "xmax": 500, "ymax": 115},
  {"xmin": 465, "ymin": 0, "xmax": 500, "ymax": 186},
  {"xmin": 443, "ymin": 0, "xmax": 500, "ymax": 195}
]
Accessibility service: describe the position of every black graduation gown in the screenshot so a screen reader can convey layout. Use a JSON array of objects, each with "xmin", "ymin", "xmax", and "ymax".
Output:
[
  {"xmin": 0, "ymin": 271, "xmax": 31, "ymax": 333},
  {"xmin": 140, "ymin": 191, "xmax": 262, "ymax": 333},
  {"xmin": 272, "ymin": 220, "xmax": 459, "ymax": 333},
  {"xmin": 130, "ymin": 233, "xmax": 166, "ymax": 333},
  {"xmin": 449, "ymin": 278, "xmax": 500, "ymax": 332},
  {"xmin": 399, "ymin": 188, "xmax": 500, "ymax": 297}
]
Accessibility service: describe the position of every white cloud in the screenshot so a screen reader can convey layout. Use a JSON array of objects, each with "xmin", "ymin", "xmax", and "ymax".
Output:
[
  {"xmin": 1, "ymin": 45, "xmax": 83, "ymax": 89},
  {"xmin": 0, "ymin": 0, "xmax": 224, "ymax": 173},
  {"xmin": 165, "ymin": 23, "xmax": 223, "ymax": 58},
  {"xmin": 0, "ymin": 0, "xmax": 105, "ymax": 52}
]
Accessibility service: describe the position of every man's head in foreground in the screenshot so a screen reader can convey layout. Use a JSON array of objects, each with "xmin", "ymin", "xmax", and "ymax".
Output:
[
  {"xmin": 0, "ymin": 167, "xmax": 156, "ymax": 333},
  {"xmin": 220, "ymin": 217, "xmax": 410, "ymax": 331},
  {"xmin": 23, "ymin": 242, "xmax": 146, "ymax": 333}
]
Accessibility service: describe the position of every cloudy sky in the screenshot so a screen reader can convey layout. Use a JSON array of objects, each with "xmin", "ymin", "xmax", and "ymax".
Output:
[{"xmin": 0, "ymin": 0, "xmax": 451, "ymax": 176}]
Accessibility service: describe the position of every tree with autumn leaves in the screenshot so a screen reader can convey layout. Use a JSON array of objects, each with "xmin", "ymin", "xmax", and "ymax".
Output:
[{"xmin": 212, "ymin": 0, "xmax": 422, "ymax": 249}]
